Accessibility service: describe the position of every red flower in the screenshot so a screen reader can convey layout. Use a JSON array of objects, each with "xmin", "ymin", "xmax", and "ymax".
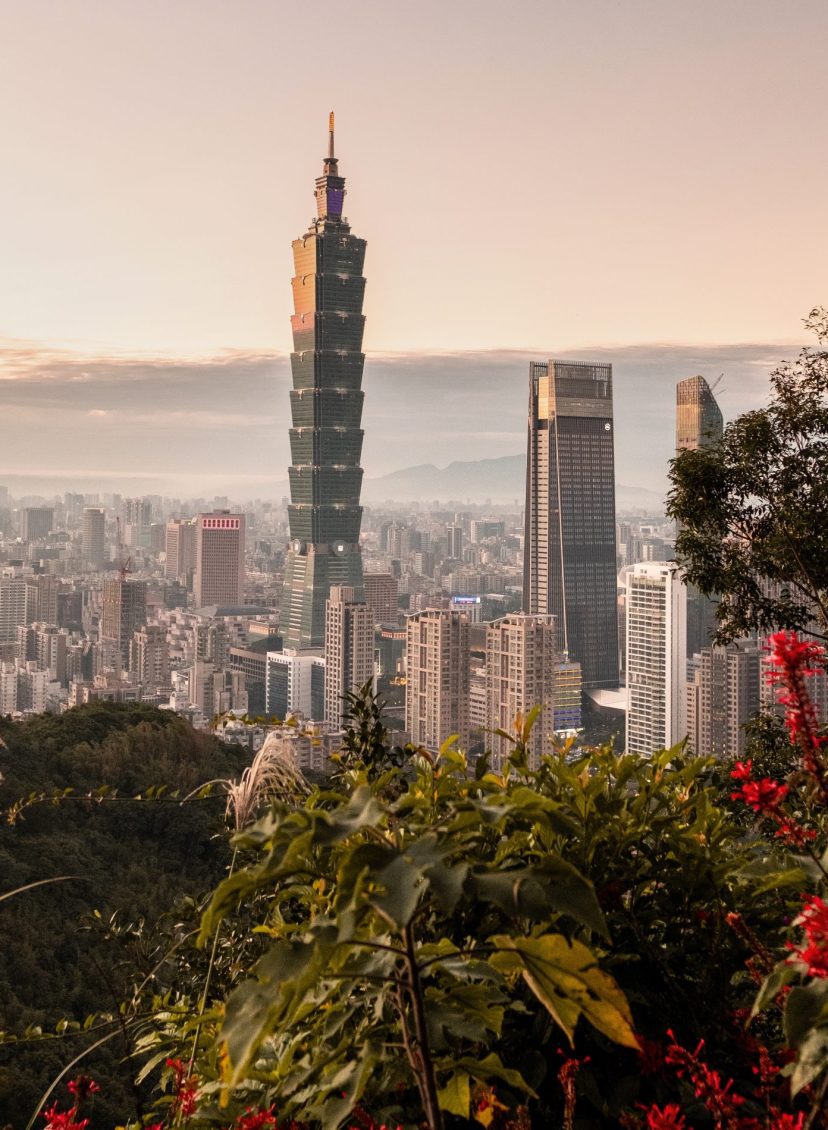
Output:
[
  {"xmin": 42, "ymin": 1105, "xmax": 89, "ymax": 1130},
  {"xmin": 66, "ymin": 1077, "xmax": 99, "ymax": 1101},
  {"xmin": 663, "ymin": 1032, "xmax": 745, "ymax": 1124},
  {"xmin": 730, "ymin": 760, "xmax": 753, "ymax": 781},
  {"xmin": 644, "ymin": 1105, "xmax": 687, "ymax": 1130},
  {"xmin": 732, "ymin": 777, "xmax": 788, "ymax": 813},
  {"xmin": 765, "ymin": 631, "xmax": 828, "ymax": 796},
  {"xmin": 165, "ymin": 1057, "xmax": 199, "ymax": 1119},
  {"xmin": 774, "ymin": 1115, "xmax": 805, "ymax": 1130}
]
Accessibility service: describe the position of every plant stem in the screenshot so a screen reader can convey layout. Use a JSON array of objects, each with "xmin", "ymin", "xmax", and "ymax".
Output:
[
  {"xmin": 188, "ymin": 845, "xmax": 238, "ymax": 1075},
  {"xmin": 402, "ymin": 922, "xmax": 443, "ymax": 1130}
]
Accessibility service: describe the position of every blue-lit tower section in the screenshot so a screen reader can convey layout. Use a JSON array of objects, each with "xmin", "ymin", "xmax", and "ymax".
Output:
[{"xmin": 281, "ymin": 115, "xmax": 366, "ymax": 648}]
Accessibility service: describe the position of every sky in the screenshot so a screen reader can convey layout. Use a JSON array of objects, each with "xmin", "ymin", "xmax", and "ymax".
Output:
[{"xmin": 0, "ymin": 0, "xmax": 826, "ymax": 489}]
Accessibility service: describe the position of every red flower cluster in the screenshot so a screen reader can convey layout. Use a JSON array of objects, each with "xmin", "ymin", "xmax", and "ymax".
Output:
[
  {"xmin": 165, "ymin": 1057, "xmax": 199, "ymax": 1119},
  {"xmin": 663, "ymin": 1032, "xmax": 746, "ymax": 1128},
  {"xmin": 643, "ymin": 1105, "xmax": 687, "ymax": 1130},
  {"xmin": 42, "ymin": 1107, "xmax": 89, "ymax": 1130},
  {"xmin": 729, "ymin": 762, "xmax": 814, "ymax": 847},
  {"xmin": 66, "ymin": 1077, "xmax": 99, "ymax": 1102},
  {"xmin": 42, "ymin": 1075, "xmax": 100, "ymax": 1130},
  {"xmin": 765, "ymin": 630, "xmax": 828, "ymax": 798},
  {"xmin": 788, "ymin": 893, "xmax": 828, "ymax": 978}
]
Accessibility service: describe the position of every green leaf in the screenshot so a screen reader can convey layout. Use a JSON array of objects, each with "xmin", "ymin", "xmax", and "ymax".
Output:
[
  {"xmin": 456, "ymin": 1051, "xmax": 534, "ymax": 1094},
  {"xmin": 751, "ymin": 962, "xmax": 797, "ymax": 1018},
  {"xmin": 792, "ymin": 1026, "xmax": 828, "ymax": 1095},
  {"xmin": 437, "ymin": 1070, "xmax": 470, "ymax": 1117},
  {"xmin": 784, "ymin": 980, "xmax": 828, "ymax": 1049},
  {"xmin": 490, "ymin": 933, "xmax": 638, "ymax": 1049}
]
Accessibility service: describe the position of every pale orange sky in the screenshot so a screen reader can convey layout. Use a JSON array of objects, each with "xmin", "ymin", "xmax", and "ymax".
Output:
[{"xmin": 0, "ymin": 0, "xmax": 825, "ymax": 356}]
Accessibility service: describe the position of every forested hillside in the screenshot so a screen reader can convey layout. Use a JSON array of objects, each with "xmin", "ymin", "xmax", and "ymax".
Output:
[{"xmin": 0, "ymin": 704, "xmax": 246, "ymax": 1128}]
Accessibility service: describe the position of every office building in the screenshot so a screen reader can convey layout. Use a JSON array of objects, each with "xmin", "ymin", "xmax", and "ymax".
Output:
[
  {"xmin": 123, "ymin": 498, "xmax": 153, "ymax": 548},
  {"xmin": 100, "ymin": 578, "xmax": 148, "ymax": 668},
  {"xmin": 486, "ymin": 614, "xmax": 559, "ymax": 769},
  {"xmin": 266, "ymin": 650, "xmax": 325, "ymax": 720},
  {"xmin": 21, "ymin": 507, "xmax": 54, "ymax": 542},
  {"xmin": 523, "ymin": 360, "xmax": 618, "ymax": 689},
  {"xmin": 165, "ymin": 518, "xmax": 197, "ymax": 584},
  {"xmin": 445, "ymin": 525, "xmax": 464, "ymax": 560},
  {"xmin": 281, "ymin": 115, "xmax": 367, "ymax": 648},
  {"xmin": 323, "ymin": 586, "xmax": 374, "ymax": 727},
  {"xmin": 363, "ymin": 572, "xmax": 399, "ymax": 625},
  {"xmin": 686, "ymin": 639, "xmax": 760, "ymax": 759},
  {"xmin": 626, "ymin": 562, "xmax": 687, "ymax": 756},
  {"xmin": 31, "ymin": 575, "xmax": 60, "ymax": 625},
  {"xmin": 82, "ymin": 508, "xmax": 107, "ymax": 568},
  {"xmin": 405, "ymin": 609, "xmax": 469, "ymax": 751},
  {"xmin": 676, "ymin": 376, "xmax": 724, "ymax": 656},
  {"xmin": 193, "ymin": 511, "xmax": 246, "ymax": 607}
]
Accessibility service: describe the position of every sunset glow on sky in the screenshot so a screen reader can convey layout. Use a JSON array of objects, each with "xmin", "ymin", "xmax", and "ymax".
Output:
[{"xmin": 1, "ymin": 0, "xmax": 826, "ymax": 357}]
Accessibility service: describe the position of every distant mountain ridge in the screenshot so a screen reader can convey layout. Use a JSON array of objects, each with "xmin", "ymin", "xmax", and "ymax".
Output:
[{"xmin": 361, "ymin": 453, "xmax": 666, "ymax": 511}]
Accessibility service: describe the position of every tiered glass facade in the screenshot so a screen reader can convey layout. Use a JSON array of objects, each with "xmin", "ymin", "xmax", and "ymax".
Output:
[
  {"xmin": 523, "ymin": 360, "xmax": 619, "ymax": 689},
  {"xmin": 281, "ymin": 120, "xmax": 367, "ymax": 648}
]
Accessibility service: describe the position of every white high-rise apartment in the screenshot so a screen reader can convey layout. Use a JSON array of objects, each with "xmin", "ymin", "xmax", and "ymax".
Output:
[
  {"xmin": 486, "ymin": 613, "xmax": 558, "ymax": 769},
  {"xmin": 0, "ymin": 579, "xmax": 37, "ymax": 644},
  {"xmin": 193, "ymin": 511, "xmax": 246, "ymax": 607},
  {"xmin": 626, "ymin": 562, "xmax": 687, "ymax": 756},
  {"xmin": 130, "ymin": 625, "xmax": 171, "ymax": 694},
  {"xmin": 405, "ymin": 609, "xmax": 469, "ymax": 751},
  {"xmin": 324, "ymin": 586, "xmax": 374, "ymax": 728},
  {"xmin": 686, "ymin": 640, "xmax": 760, "ymax": 759}
]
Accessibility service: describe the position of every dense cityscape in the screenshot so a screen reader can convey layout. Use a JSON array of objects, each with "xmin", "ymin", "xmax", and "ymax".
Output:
[
  {"xmin": 0, "ymin": 122, "xmax": 777, "ymax": 774},
  {"xmin": 3, "ymin": 2, "xmax": 828, "ymax": 1125}
]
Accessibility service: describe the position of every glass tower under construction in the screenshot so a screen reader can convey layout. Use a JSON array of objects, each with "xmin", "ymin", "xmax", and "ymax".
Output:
[
  {"xmin": 523, "ymin": 360, "xmax": 619, "ymax": 689},
  {"xmin": 281, "ymin": 115, "xmax": 366, "ymax": 649},
  {"xmin": 676, "ymin": 375, "xmax": 724, "ymax": 453}
]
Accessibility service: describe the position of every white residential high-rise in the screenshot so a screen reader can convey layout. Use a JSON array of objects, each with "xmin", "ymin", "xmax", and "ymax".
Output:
[
  {"xmin": 486, "ymin": 614, "xmax": 559, "ymax": 769},
  {"xmin": 626, "ymin": 562, "xmax": 687, "ymax": 756},
  {"xmin": 405, "ymin": 609, "xmax": 469, "ymax": 752},
  {"xmin": 193, "ymin": 511, "xmax": 246, "ymax": 607},
  {"xmin": 130, "ymin": 625, "xmax": 171, "ymax": 694},
  {"xmin": 0, "ymin": 579, "xmax": 37, "ymax": 644},
  {"xmin": 323, "ymin": 586, "xmax": 374, "ymax": 728},
  {"xmin": 686, "ymin": 639, "xmax": 760, "ymax": 759}
]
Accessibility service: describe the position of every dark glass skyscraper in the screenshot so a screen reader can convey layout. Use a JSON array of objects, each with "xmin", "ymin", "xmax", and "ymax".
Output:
[
  {"xmin": 281, "ymin": 115, "xmax": 366, "ymax": 649},
  {"xmin": 523, "ymin": 360, "xmax": 618, "ymax": 689}
]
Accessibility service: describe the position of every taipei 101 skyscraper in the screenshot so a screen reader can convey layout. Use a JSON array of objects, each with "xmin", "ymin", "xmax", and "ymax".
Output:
[{"xmin": 281, "ymin": 114, "xmax": 367, "ymax": 648}]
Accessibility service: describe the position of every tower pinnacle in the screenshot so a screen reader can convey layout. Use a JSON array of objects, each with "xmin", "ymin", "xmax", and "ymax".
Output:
[{"xmin": 328, "ymin": 110, "xmax": 335, "ymax": 159}]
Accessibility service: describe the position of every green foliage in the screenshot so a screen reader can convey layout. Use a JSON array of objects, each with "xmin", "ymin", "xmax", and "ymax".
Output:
[
  {"xmin": 668, "ymin": 306, "xmax": 828, "ymax": 641},
  {"xmin": 0, "ymin": 702, "xmax": 246, "ymax": 1127}
]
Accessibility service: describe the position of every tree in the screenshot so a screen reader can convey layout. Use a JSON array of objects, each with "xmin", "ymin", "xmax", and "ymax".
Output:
[{"xmin": 668, "ymin": 307, "xmax": 828, "ymax": 642}]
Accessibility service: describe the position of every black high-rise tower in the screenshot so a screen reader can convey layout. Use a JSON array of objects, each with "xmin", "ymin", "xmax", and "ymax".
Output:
[
  {"xmin": 281, "ymin": 114, "xmax": 366, "ymax": 649},
  {"xmin": 523, "ymin": 360, "xmax": 619, "ymax": 689}
]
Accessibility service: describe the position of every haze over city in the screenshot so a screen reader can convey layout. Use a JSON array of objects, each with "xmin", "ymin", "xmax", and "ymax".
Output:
[{"xmin": 2, "ymin": 0, "xmax": 827, "ymax": 493}]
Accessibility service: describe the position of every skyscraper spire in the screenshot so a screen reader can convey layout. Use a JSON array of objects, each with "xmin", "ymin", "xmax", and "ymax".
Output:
[
  {"xmin": 328, "ymin": 110, "xmax": 335, "ymax": 160},
  {"xmin": 280, "ymin": 123, "xmax": 367, "ymax": 649}
]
